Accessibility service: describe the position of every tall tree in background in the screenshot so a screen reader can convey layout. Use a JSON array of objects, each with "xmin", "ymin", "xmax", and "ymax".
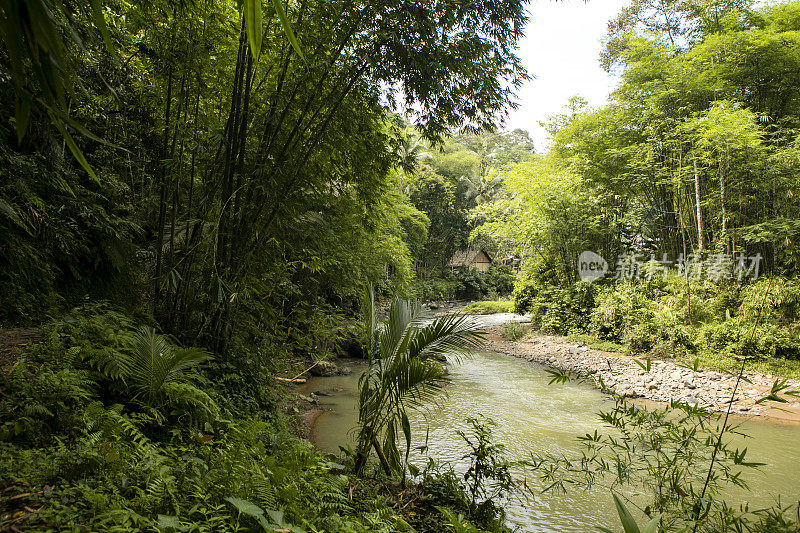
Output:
[{"xmin": 475, "ymin": 0, "xmax": 800, "ymax": 283}]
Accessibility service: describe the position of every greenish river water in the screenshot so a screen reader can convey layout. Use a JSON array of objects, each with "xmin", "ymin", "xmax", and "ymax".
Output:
[{"xmin": 302, "ymin": 351, "xmax": 800, "ymax": 532}]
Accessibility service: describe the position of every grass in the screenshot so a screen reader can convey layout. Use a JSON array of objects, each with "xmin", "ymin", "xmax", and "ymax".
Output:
[
  {"xmin": 500, "ymin": 321, "xmax": 527, "ymax": 341},
  {"xmin": 688, "ymin": 353, "xmax": 800, "ymax": 380},
  {"xmin": 567, "ymin": 333, "xmax": 629, "ymax": 354},
  {"xmin": 462, "ymin": 300, "xmax": 514, "ymax": 315}
]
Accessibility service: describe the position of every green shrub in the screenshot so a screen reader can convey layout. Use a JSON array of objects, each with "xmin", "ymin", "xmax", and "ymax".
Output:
[
  {"xmin": 462, "ymin": 300, "xmax": 514, "ymax": 314},
  {"xmin": 512, "ymin": 283, "xmax": 538, "ymax": 314},
  {"xmin": 416, "ymin": 277, "xmax": 461, "ymax": 301},
  {"xmin": 526, "ymin": 282, "xmax": 597, "ymax": 335},
  {"xmin": 484, "ymin": 264, "xmax": 515, "ymax": 296},
  {"xmin": 588, "ymin": 284, "xmax": 652, "ymax": 342},
  {"xmin": 452, "ymin": 268, "xmax": 489, "ymax": 300},
  {"xmin": 511, "ymin": 263, "xmax": 560, "ymax": 314},
  {"xmin": 500, "ymin": 321, "xmax": 526, "ymax": 341},
  {"xmin": 513, "ymin": 271, "xmax": 800, "ymax": 368},
  {"xmin": 739, "ymin": 277, "xmax": 800, "ymax": 323}
]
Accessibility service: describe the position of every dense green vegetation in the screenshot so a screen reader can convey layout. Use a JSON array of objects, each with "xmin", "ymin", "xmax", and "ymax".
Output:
[
  {"xmin": 0, "ymin": 0, "xmax": 528, "ymax": 530},
  {"xmin": 0, "ymin": 307, "xmax": 515, "ymax": 532},
  {"xmin": 404, "ymin": 131, "xmax": 535, "ymax": 277},
  {"xmin": 0, "ymin": 0, "xmax": 527, "ymax": 334},
  {"xmin": 3, "ymin": 0, "xmax": 800, "ymax": 531},
  {"xmin": 416, "ymin": 265, "xmax": 516, "ymax": 302},
  {"xmin": 461, "ymin": 301, "xmax": 514, "ymax": 315},
  {"xmin": 474, "ymin": 0, "xmax": 800, "ymax": 374}
]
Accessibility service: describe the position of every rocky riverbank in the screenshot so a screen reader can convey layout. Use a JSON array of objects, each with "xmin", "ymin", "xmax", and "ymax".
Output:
[{"xmin": 484, "ymin": 329, "xmax": 800, "ymax": 421}]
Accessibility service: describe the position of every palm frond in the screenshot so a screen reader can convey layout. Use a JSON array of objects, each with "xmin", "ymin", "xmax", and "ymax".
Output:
[
  {"xmin": 361, "ymin": 282, "xmax": 378, "ymax": 358},
  {"xmin": 161, "ymin": 381, "xmax": 219, "ymax": 422},
  {"xmin": 125, "ymin": 327, "xmax": 210, "ymax": 407},
  {"xmin": 407, "ymin": 313, "xmax": 486, "ymax": 363},
  {"xmin": 380, "ymin": 298, "xmax": 419, "ymax": 360},
  {"xmin": 354, "ymin": 294, "xmax": 485, "ymax": 476}
]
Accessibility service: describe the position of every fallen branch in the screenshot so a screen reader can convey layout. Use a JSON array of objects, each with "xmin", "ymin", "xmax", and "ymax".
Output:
[{"xmin": 274, "ymin": 377, "xmax": 307, "ymax": 384}]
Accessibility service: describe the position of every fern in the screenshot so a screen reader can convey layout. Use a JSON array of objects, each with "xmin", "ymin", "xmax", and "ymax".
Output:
[
  {"xmin": 249, "ymin": 472, "xmax": 278, "ymax": 510},
  {"xmin": 161, "ymin": 381, "xmax": 220, "ymax": 424}
]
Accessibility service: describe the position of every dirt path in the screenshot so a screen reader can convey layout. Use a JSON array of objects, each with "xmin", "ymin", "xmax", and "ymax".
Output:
[
  {"xmin": 0, "ymin": 328, "xmax": 42, "ymax": 371},
  {"xmin": 484, "ymin": 329, "xmax": 800, "ymax": 422}
]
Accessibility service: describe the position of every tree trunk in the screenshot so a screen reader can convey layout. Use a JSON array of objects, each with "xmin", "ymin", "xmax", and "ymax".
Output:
[
  {"xmin": 719, "ymin": 156, "xmax": 728, "ymax": 253},
  {"xmin": 693, "ymin": 157, "xmax": 704, "ymax": 251},
  {"xmin": 677, "ymin": 165, "xmax": 692, "ymax": 325},
  {"xmin": 372, "ymin": 436, "xmax": 392, "ymax": 476}
]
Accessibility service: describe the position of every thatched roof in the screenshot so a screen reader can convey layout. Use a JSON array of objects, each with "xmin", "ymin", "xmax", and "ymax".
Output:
[{"xmin": 447, "ymin": 249, "xmax": 492, "ymax": 267}]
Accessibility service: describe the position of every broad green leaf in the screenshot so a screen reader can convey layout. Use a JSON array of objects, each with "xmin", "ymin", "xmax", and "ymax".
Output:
[
  {"xmin": 270, "ymin": 0, "xmax": 305, "ymax": 62},
  {"xmin": 244, "ymin": 0, "xmax": 263, "ymax": 60},
  {"xmin": 226, "ymin": 496, "xmax": 265, "ymax": 518},
  {"xmin": 14, "ymin": 96, "xmax": 31, "ymax": 144},
  {"xmin": 51, "ymin": 117, "xmax": 100, "ymax": 184},
  {"xmin": 642, "ymin": 514, "xmax": 662, "ymax": 533},
  {"xmin": 612, "ymin": 493, "xmax": 641, "ymax": 533},
  {"xmin": 90, "ymin": 0, "xmax": 117, "ymax": 58}
]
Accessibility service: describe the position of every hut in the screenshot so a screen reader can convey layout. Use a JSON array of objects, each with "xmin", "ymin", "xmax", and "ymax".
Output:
[{"xmin": 447, "ymin": 249, "xmax": 493, "ymax": 273}]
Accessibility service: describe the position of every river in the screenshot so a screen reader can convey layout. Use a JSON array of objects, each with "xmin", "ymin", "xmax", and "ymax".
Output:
[{"xmin": 302, "ymin": 345, "xmax": 800, "ymax": 531}]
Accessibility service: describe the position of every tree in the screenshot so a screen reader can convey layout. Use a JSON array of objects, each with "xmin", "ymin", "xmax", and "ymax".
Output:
[
  {"xmin": 354, "ymin": 285, "xmax": 484, "ymax": 476},
  {"xmin": 0, "ymin": 0, "xmax": 531, "ymax": 347}
]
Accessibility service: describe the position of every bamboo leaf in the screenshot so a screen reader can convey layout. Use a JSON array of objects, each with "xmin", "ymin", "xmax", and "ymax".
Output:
[
  {"xmin": 270, "ymin": 0, "xmax": 305, "ymax": 62},
  {"xmin": 90, "ymin": 0, "xmax": 117, "ymax": 58},
  {"xmin": 51, "ymin": 117, "xmax": 100, "ymax": 184},
  {"xmin": 244, "ymin": 0, "xmax": 263, "ymax": 60}
]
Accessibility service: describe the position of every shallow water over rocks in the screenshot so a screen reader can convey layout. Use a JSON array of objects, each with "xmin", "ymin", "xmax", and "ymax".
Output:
[{"xmin": 303, "ymin": 349, "xmax": 800, "ymax": 532}]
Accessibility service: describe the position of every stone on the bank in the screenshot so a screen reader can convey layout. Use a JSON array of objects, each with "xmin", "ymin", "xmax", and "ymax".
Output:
[
  {"xmin": 298, "ymin": 394, "xmax": 318, "ymax": 405},
  {"xmin": 310, "ymin": 360, "xmax": 338, "ymax": 376}
]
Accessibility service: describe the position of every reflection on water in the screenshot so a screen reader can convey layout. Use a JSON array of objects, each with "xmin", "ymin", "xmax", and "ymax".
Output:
[{"xmin": 303, "ymin": 352, "xmax": 800, "ymax": 532}]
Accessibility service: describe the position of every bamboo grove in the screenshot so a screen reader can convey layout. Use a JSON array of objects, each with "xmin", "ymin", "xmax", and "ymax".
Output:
[{"xmin": 0, "ymin": 0, "xmax": 527, "ymax": 349}]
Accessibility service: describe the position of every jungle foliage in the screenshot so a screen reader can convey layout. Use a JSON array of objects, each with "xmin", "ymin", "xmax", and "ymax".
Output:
[
  {"xmin": 472, "ymin": 0, "xmax": 800, "ymax": 371},
  {"xmin": 404, "ymin": 130, "xmax": 536, "ymax": 278},
  {"xmin": 0, "ymin": 0, "xmax": 528, "ymax": 347},
  {"xmin": 0, "ymin": 0, "xmax": 529, "ymax": 530}
]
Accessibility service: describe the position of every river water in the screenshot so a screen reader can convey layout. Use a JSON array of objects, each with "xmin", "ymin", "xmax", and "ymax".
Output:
[{"xmin": 303, "ymin": 348, "xmax": 800, "ymax": 531}]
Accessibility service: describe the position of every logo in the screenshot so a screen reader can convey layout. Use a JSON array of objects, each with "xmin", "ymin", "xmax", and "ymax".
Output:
[{"xmin": 578, "ymin": 251, "xmax": 608, "ymax": 282}]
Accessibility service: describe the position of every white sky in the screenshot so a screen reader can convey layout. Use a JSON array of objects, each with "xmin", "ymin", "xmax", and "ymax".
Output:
[{"xmin": 505, "ymin": 0, "xmax": 630, "ymax": 151}]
